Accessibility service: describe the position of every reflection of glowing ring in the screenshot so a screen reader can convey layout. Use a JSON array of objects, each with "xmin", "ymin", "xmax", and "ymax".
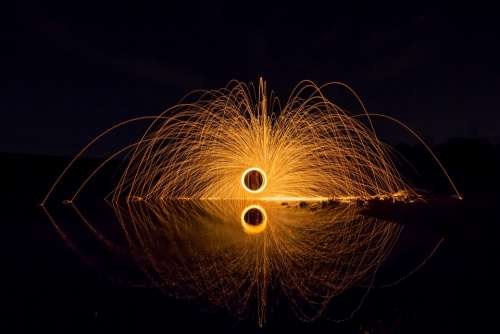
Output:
[
  {"xmin": 240, "ymin": 204, "xmax": 268, "ymax": 235},
  {"xmin": 241, "ymin": 167, "xmax": 267, "ymax": 193}
]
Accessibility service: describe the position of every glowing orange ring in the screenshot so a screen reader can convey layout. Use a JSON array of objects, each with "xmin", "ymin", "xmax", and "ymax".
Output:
[
  {"xmin": 241, "ymin": 167, "xmax": 267, "ymax": 193},
  {"xmin": 240, "ymin": 204, "xmax": 268, "ymax": 235}
]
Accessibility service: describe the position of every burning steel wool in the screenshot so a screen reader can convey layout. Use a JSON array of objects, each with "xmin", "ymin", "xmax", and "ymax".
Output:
[
  {"xmin": 113, "ymin": 79, "xmax": 416, "ymax": 202},
  {"xmin": 41, "ymin": 79, "xmax": 461, "ymax": 326},
  {"xmin": 42, "ymin": 78, "xmax": 459, "ymax": 205}
]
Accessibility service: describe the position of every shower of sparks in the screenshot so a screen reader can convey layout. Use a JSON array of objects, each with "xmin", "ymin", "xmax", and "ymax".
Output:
[
  {"xmin": 113, "ymin": 78, "xmax": 414, "ymax": 202},
  {"xmin": 42, "ymin": 78, "xmax": 460, "ymax": 205}
]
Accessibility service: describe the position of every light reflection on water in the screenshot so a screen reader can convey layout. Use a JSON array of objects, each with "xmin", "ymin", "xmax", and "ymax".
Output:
[{"xmin": 44, "ymin": 200, "xmax": 401, "ymax": 326}]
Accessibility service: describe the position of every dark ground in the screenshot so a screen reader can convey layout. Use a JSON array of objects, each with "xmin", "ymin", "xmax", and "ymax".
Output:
[{"xmin": 2, "ymin": 139, "xmax": 499, "ymax": 333}]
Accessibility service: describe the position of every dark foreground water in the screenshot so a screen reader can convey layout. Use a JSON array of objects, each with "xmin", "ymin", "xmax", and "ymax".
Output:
[{"xmin": 3, "ymin": 154, "xmax": 499, "ymax": 333}]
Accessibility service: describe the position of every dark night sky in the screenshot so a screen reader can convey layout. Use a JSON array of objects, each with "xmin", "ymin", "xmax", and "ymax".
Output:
[{"xmin": 3, "ymin": 2, "xmax": 500, "ymax": 156}]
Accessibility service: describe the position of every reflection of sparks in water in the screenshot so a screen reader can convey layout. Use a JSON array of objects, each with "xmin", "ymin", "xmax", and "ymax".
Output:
[
  {"xmin": 109, "ymin": 200, "xmax": 400, "ymax": 326},
  {"xmin": 46, "ymin": 201, "xmax": 401, "ymax": 325}
]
